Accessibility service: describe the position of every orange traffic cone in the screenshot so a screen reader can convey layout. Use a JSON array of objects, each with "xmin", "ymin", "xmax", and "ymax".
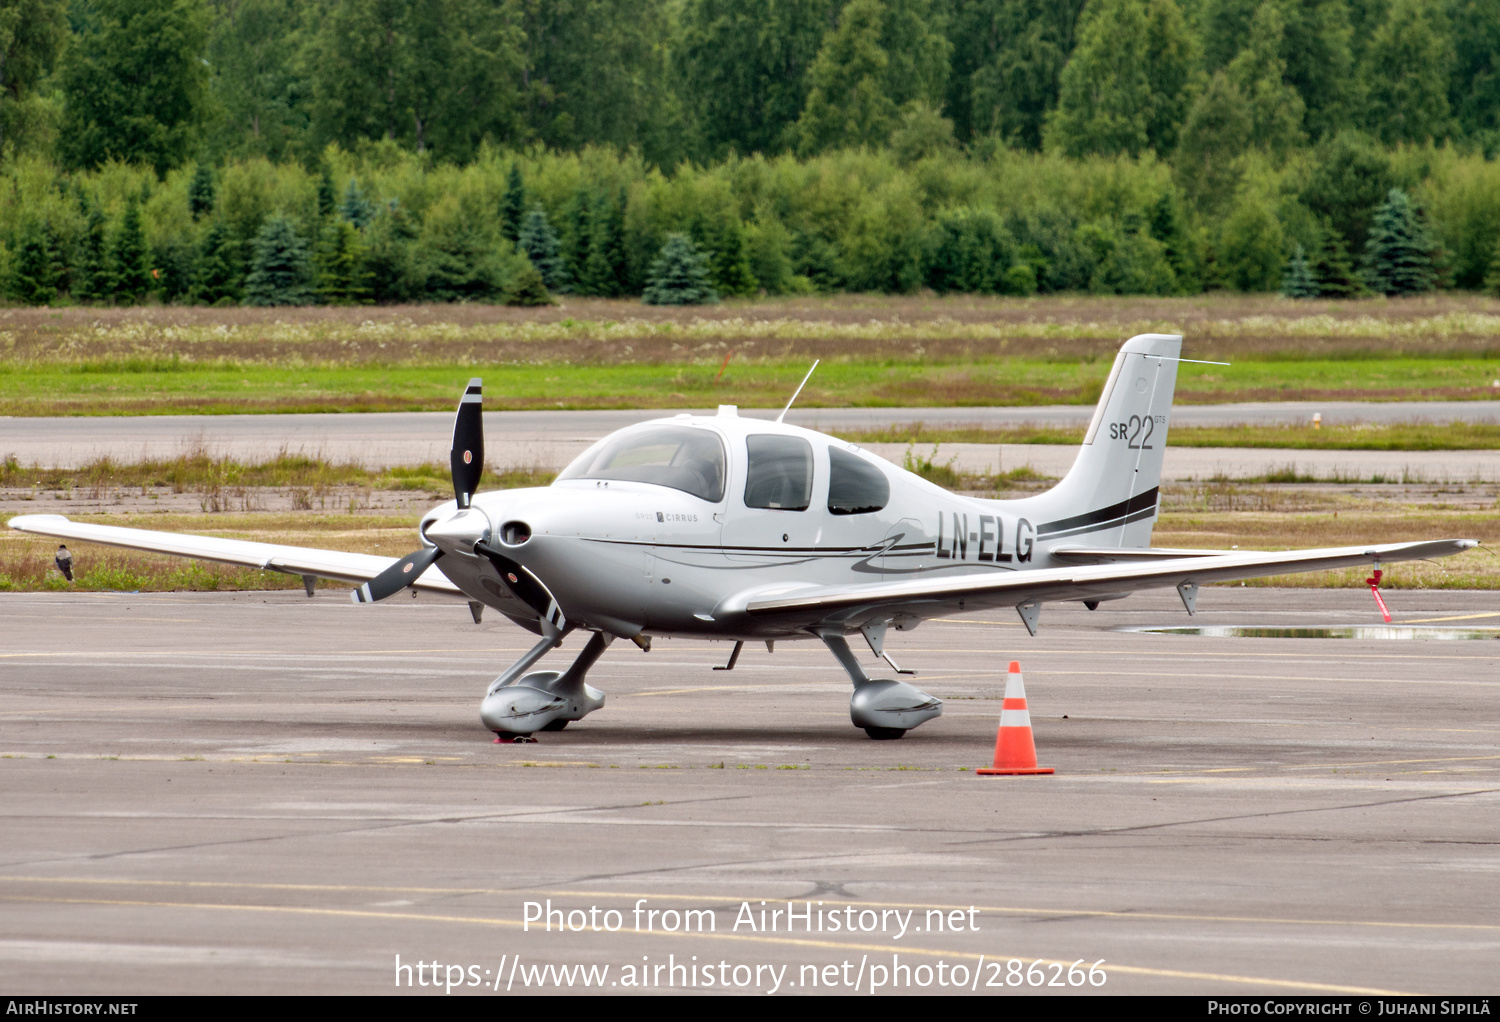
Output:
[{"xmin": 977, "ymin": 661, "xmax": 1054, "ymax": 776}]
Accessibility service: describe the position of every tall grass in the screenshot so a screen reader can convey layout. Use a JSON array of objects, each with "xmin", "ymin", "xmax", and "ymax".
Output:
[{"xmin": 0, "ymin": 450, "xmax": 557, "ymax": 493}]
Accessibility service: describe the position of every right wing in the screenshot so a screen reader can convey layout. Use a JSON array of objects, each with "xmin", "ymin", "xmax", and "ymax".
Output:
[
  {"xmin": 728, "ymin": 538, "xmax": 1476, "ymax": 630},
  {"xmin": 7, "ymin": 514, "xmax": 461, "ymax": 595}
]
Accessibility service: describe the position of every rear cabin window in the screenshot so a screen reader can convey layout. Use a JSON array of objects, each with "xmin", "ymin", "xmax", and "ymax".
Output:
[
  {"xmin": 556, "ymin": 425, "xmax": 726, "ymax": 502},
  {"xmin": 827, "ymin": 446, "xmax": 889, "ymax": 515},
  {"xmin": 743, "ymin": 435, "xmax": 813, "ymax": 511}
]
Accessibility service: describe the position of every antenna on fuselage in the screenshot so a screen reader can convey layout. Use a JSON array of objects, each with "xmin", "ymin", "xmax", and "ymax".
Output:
[{"xmin": 776, "ymin": 360, "xmax": 820, "ymax": 424}]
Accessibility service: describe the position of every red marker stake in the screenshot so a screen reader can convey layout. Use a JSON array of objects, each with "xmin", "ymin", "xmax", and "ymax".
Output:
[{"xmin": 1365, "ymin": 568, "xmax": 1392, "ymax": 623}]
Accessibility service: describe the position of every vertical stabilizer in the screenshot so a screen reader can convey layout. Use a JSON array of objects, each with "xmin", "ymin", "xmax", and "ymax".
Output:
[{"xmin": 1012, "ymin": 333, "xmax": 1181, "ymax": 550}]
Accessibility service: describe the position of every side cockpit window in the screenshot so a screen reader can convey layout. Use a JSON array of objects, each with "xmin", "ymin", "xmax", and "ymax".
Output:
[
  {"xmin": 744, "ymin": 435, "xmax": 813, "ymax": 511},
  {"xmin": 557, "ymin": 426, "xmax": 726, "ymax": 502},
  {"xmin": 827, "ymin": 446, "xmax": 889, "ymax": 515}
]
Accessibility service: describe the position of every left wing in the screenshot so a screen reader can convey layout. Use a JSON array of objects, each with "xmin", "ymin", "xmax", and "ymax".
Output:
[
  {"xmin": 6, "ymin": 514, "xmax": 461, "ymax": 595},
  {"xmin": 732, "ymin": 539, "xmax": 1476, "ymax": 630}
]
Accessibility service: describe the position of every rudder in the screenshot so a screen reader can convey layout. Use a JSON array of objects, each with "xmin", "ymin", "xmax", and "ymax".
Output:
[{"xmin": 1015, "ymin": 333, "xmax": 1181, "ymax": 550}]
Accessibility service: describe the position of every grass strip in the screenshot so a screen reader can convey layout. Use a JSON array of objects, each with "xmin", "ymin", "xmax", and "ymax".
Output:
[
  {"xmin": 837, "ymin": 422, "xmax": 1500, "ymax": 450},
  {"xmin": 1, "ymin": 356, "xmax": 1498, "ymax": 415}
]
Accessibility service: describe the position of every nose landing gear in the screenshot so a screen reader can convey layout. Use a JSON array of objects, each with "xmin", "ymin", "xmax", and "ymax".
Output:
[{"xmin": 480, "ymin": 630, "xmax": 614, "ymax": 738}]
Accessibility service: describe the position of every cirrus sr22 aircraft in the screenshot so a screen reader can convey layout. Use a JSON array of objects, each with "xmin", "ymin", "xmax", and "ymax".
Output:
[{"xmin": 9, "ymin": 334, "xmax": 1475, "ymax": 741}]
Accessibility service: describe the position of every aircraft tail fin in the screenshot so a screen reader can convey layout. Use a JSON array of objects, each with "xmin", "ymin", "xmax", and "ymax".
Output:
[{"xmin": 1017, "ymin": 333, "xmax": 1182, "ymax": 550}]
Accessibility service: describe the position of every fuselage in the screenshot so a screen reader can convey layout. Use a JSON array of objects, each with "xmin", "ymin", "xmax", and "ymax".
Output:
[{"xmin": 420, "ymin": 408, "xmax": 1153, "ymax": 641}]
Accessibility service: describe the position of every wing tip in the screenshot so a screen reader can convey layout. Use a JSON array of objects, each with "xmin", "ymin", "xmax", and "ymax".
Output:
[{"xmin": 7, "ymin": 513, "xmax": 71, "ymax": 531}]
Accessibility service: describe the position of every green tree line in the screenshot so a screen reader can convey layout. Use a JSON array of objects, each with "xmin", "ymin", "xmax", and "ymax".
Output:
[
  {"xmin": 3, "ymin": 0, "xmax": 1500, "ymax": 305},
  {"xmin": 10, "ymin": 141, "xmax": 1500, "ymax": 306}
]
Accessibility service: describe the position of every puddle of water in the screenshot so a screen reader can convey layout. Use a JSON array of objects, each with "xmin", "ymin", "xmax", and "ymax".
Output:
[{"xmin": 1119, "ymin": 625, "xmax": 1500, "ymax": 640}]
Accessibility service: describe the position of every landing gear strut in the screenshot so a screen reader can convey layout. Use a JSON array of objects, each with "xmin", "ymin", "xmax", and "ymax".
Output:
[
  {"xmin": 479, "ymin": 630, "xmax": 613, "ymax": 737},
  {"xmin": 818, "ymin": 631, "xmax": 942, "ymax": 739}
]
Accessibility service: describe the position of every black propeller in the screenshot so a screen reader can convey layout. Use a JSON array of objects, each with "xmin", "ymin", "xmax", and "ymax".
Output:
[
  {"xmin": 353, "ymin": 545, "xmax": 443, "ymax": 604},
  {"xmin": 351, "ymin": 375, "xmax": 569, "ymax": 630},
  {"xmin": 474, "ymin": 541, "xmax": 568, "ymax": 633},
  {"xmin": 451, "ymin": 377, "xmax": 484, "ymax": 509},
  {"xmin": 351, "ymin": 377, "xmax": 484, "ymax": 605}
]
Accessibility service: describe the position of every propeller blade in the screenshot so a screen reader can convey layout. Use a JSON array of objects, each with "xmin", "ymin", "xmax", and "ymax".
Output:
[
  {"xmin": 451, "ymin": 378, "xmax": 484, "ymax": 509},
  {"xmin": 475, "ymin": 541, "xmax": 567, "ymax": 634},
  {"xmin": 352, "ymin": 546, "xmax": 443, "ymax": 604}
]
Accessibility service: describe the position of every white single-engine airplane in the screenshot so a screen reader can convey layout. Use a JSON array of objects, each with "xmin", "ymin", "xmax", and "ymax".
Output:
[{"xmin": 9, "ymin": 334, "xmax": 1476, "ymax": 740}]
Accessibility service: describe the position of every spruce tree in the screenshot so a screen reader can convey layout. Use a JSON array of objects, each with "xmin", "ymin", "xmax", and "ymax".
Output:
[
  {"xmin": 1484, "ymin": 245, "xmax": 1500, "ymax": 298},
  {"xmin": 316, "ymin": 165, "xmax": 337, "ymax": 219},
  {"xmin": 1150, "ymin": 190, "xmax": 1198, "ymax": 291},
  {"xmin": 72, "ymin": 204, "xmax": 109, "ymax": 303},
  {"xmin": 709, "ymin": 219, "xmax": 759, "ymax": 297},
  {"xmin": 109, "ymin": 201, "xmax": 152, "ymax": 304},
  {"xmin": 338, "ymin": 179, "xmax": 374, "ymax": 229},
  {"xmin": 517, "ymin": 208, "xmax": 571, "ymax": 293},
  {"xmin": 504, "ymin": 258, "xmax": 555, "ymax": 307},
  {"xmin": 315, "ymin": 219, "xmax": 372, "ymax": 305},
  {"xmin": 582, "ymin": 189, "xmax": 629, "ymax": 297},
  {"xmin": 364, "ymin": 203, "xmax": 420, "ymax": 303},
  {"xmin": 418, "ymin": 218, "xmax": 507, "ymax": 302},
  {"xmin": 500, "ymin": 163, "xmax": 526, "ymax": 243},
  {"xmin": 193, "ymin": 219, "xmax": 241, "ymax": 305},
  {"xmin": 9, "ymin": 220, "xmax": 62, "ymax": 305},
  {"xmin": 1364, "ymin": 188, "xmax": 1437, "ymax": 295},
  {"xmin": 642, "ymin": 234, "xmax": 718, "ymax": 305},
  {"xmin": 243, "ymin": 216, "xmax": 315, "ymax": 306},
  {"xmin": 188, "ymin": 164, "xmax": 216, "ymax": 220},
  {"xmin": 1280, "ymin": 245, "xmax": 1317, "ymax": 298},
  {"xmin": 563, "ymin": 189, "xmax": 593, "ymax": 293},
  {"xmin": 1312, "ymin": 227, "xmax": 1362, "ymax": 298},
  {"xmin": 153, "ymin": 236, "xmax": 197, "ymax": 302}
]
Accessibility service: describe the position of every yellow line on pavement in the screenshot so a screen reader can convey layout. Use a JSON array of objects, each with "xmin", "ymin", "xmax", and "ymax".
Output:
[
  {"xmin": 3, "ymin": 877, "xmax": 1493, "ymax": 934},
  {"xmin": 0, "ymin": 893, "xmax": 1415, "ymax": 995}
]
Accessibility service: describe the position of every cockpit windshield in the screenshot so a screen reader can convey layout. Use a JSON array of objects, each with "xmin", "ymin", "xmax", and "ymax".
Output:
[{"xmin": 556, "ymin": 425, "xmax": 726, "ymax": 502}]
